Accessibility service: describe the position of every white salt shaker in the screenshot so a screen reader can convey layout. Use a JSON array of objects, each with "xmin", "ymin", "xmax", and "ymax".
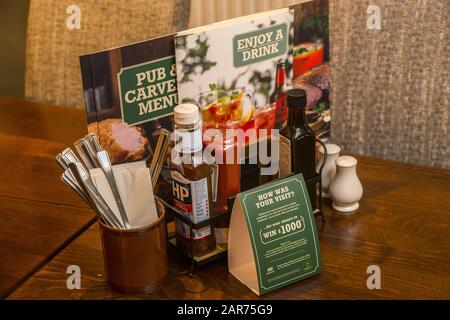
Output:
[
  {"xmin": 329, "ymin": 155, "xmax": 363, "ymax": 213},
  {"xmin": 317, "ymin": 143, "xmax": 341, "ymax": 197}
]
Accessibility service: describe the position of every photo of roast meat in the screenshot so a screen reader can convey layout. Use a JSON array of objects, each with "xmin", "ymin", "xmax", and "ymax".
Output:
[
  {"xmin": 294, "ymin": 63, "xmax": 330, "ymax": 110},
  {"xmin": 88, "ymin": 119, "xmax": 149, "ymax": 165},
  {"xmin": 293, "ymin": 63, "xmax": 330, "ymax": 141}
]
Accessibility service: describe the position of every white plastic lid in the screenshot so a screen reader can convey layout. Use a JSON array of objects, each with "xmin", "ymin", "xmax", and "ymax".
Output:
[{"xmin": 174, "ymin": 104, "xmax": 200, "ymax": 125}]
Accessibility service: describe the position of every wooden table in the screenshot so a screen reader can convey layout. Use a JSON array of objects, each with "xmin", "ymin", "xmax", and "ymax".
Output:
[
  {"xmin": 1, "ymin": 98, "xmax": 450, "ymax": 300},
  {"xmin": 0, "ymin": 98, "xmax": 96, "ymax": 299}
]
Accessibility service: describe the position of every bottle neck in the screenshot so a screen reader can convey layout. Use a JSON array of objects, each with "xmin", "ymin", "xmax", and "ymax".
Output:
[
  {"xmin": 288, "ymin": 107, "xmax": 307, "ymax": 128},
  {"xmin": 275, "ymin": 66, "xmax": 286, "ymax": 89},
  {"xmin": 174, "ymin": 123, "xmax": 203, "ymax": 153}
]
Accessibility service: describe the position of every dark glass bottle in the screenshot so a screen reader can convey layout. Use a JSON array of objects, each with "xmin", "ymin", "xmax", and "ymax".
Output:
[
  {"xmin": 279, "ymin": 89, "xmax": 317, "ymax": 209},
  {"xmin": 269, "ymin": 61, "xmax": 288, "ymax": 129}
]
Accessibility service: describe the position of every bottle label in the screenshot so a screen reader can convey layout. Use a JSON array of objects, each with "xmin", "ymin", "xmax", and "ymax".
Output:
[
  {"xmin": 171, "ymin": 170, "xmax": 211, "ymax": 240},
  {"xmin": 279, "ymin": 135, "xmax": 292, "ymax": 177},
  {"xmin": 174, "ymin": 127, "xmax": 202, "ymax": 153}
]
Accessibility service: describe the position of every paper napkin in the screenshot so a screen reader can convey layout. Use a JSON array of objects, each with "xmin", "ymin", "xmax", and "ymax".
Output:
[{"xmin": 90, "ymin": 161, "xmax": 158, "ymax": 228}]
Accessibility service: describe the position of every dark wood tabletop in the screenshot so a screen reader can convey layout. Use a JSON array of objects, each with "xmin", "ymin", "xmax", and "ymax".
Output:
[
  {"xmin": 0, "ymin": 97, "xmax": 96, "ymax": 298},
  {"xmin": 2, "ymin": 97, "xmax": 450, "ymax": 300}
]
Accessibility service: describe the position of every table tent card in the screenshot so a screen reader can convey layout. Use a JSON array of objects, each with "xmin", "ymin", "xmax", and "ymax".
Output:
[{"xmin": 228, "ymin": 174, "xmax": 321, "ymax": 295}]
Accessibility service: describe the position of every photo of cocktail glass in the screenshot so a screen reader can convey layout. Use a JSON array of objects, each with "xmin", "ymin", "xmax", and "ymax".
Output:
[
  {"xmin": 197, "ymin": 87, "xmax": 254, "ymax": 131},
  {"xmin": 254, "ymin": 103, "xmax": 276, "ymax": 134}
]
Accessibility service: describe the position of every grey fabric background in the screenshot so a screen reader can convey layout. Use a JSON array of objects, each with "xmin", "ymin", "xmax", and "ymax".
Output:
[
  {"xmin": 25, "ymin": 0, "xmax": 190, "ymax": 109},
  {"xmin": 329, "ymin": 0, "xmax": 449, "ymax": 168}
]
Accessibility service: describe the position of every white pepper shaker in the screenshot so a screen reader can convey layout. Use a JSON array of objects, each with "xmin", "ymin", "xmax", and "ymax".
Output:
[
  {"xmin": 317, "ymin": 143, "xmax": 341, "ymax": 197},
  {"xmin": 329, "ymin": 155, "xmax": 363, "ymax": 214}
]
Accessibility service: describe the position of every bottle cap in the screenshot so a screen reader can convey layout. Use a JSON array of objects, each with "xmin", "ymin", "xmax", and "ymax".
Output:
[
  {"xmin": 174, "ymin": 104, "xmax": 200, "ymax": 125},
  {"xmin": 286, "ymin": 88, "xmax": 307, "ymax": 108}
]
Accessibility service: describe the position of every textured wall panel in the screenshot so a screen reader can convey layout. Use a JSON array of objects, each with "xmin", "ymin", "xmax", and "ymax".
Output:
[
  {"xmin": 329, "ymin": 0, "xmax": 449, "ymax": 168},
  {"xmin": 25, "ymin": 0, "xmax": 190, "ymax": 108}
]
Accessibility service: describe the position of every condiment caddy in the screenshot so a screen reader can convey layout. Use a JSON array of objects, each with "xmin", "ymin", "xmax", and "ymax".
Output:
[
  {"xmin": 156, "ymin": 100, "xmax": 327, "ymax": 276},
  {"xmin": 161, "ymin": 93, "xmax": 329, "ymax": 276},
  {"xmin": 157, "ymin": 139, "xmax": 328, "ymax": 276}
]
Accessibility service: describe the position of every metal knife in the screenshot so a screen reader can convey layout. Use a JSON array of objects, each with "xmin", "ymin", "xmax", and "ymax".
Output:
[
  {"xmin": 68, "ymin": 162, "xmax": 124, "ymax": 229},
  {"xmin": 97, "ymin": 150, "xmax": 131, "ymax": 229},
  {"xmin": 74, "ymin": 138, "xmax": 98, "ymax": 169},
  {"xmin": 84, "ymin": 133, "xmax": 103, "ymax": 153},
  {"xmin": 61, "ymin": 171, "xmax": 94, "ymax": 208}
]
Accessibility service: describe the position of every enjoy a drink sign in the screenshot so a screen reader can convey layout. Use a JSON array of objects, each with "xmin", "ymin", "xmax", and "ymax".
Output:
[
  {"xmin": 233, "ymin": 23, "xmax": 288, "ymax": 67},
  {"xmin": 228, "ymin": 174, "xmax": 321, "ymax": 295}
]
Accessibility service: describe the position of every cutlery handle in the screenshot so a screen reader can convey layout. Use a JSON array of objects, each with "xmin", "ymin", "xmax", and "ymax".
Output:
[
  {"xmin": 84, "ymin": 179, "xmax": 124, "ymax": 229},
  {"xmin": 97, "ymin": 150, "xmax": 131, "ymax": 229},
  {"xmin": 61, "ymin": 173, "xmax": 94, "ymax": 209},
  {"xmin": 74, "ymin": 138, "xmax": 99, "ymax": 169},
  {"xmin": 150, "ymin": 129, "xmax": 171, "ymax": 188},
  {"xmin": 68, "ymin": 163, "xmax": 124, "ymax": 229},
  {"xmin": 85, "ymin": 133, "xmax": 103, "ymax": 153},
  {"xmin": 105, "ymin": 169, "xmax": 131, "ymax": 228}
]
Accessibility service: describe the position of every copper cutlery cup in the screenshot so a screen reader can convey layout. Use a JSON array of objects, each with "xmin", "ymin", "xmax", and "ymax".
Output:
[{"xmin": 98, "ymin": 200, "xmax": 168, "ymax": 294}]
